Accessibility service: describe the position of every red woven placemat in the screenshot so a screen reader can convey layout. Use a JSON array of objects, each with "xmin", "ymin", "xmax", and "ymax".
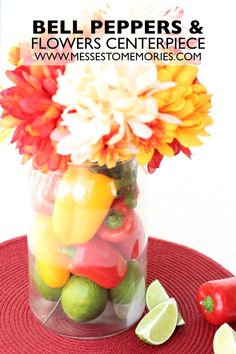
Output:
[{"xmin": 0, "ymin": 236, "xmax": 234, "ymax": 354}]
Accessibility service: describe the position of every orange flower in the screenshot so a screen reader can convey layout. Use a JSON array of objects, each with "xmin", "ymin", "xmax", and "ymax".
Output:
[
  {"xmin": 91, "ymin": 129, "xmax": 134, "ymax": 168},
  {"xmin": 0, "ymin": 64, "xmax": 69, "ymax": 171}
]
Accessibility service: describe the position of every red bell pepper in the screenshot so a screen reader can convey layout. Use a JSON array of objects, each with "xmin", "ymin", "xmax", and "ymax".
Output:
[
  {"xmin": 63, "ymin": 238, "xmax": 127, "ymax": 289},
  {"xmin": 115, "ymin": 214, "xmax": 145, "ymax": 260},
  {"xmin": 196, "ymin": 277, "xmax": 236, "ymax": 325},
  {"xmin": 97, "ymin": 200, "xmax": 136, "ymax": 243}
]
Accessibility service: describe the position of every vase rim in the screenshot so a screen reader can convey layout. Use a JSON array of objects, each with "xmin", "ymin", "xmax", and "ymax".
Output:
[
  {"xmin": 68, "ymin": 157, "xmax": 136, "ymax": 169},
  {"xmin": 30, "ymin": 157, "xmax": 137, "ymax": 176}
]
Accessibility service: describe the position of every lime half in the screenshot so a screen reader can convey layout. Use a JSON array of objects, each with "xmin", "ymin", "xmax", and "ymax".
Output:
[
  {"xmin": 135, "ymin": 298, "xmax": 178, "ymax": 345},
  {"xmin": 213, "ymin": 323, "xmax": 236, "ymax": 354},
  {"xmin": 146, "ymin": 280, "xmax": 185, "ymax": 326}
]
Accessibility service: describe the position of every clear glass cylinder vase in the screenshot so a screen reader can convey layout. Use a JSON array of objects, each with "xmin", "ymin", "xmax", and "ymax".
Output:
[{"xmin": 28, "ymin": 159, "xmax": 147, "ymax": 338}]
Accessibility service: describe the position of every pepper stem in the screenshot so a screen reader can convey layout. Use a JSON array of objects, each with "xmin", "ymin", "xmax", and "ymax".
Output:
[
  {"xmin": 105, "ymin": 211, "xmax": 124, "ymax": 229},
  {"xmin": 200, "ymin": 296, "xmax": 214, "ymax": 312},
  {"xmin": 60, "ymin": 247, "xmax": 76, "ymax": 258}
]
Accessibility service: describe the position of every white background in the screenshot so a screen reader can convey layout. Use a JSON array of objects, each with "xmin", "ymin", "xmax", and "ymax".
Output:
[{"xmin": 0, "ymin": 0, "xmax": 236, "ymax": 273}]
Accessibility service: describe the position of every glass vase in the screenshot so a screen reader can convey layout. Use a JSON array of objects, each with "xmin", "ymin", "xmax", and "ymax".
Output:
[{"xmin": 28, "ymin": 159, "xmax": 147, "ymax": 338}]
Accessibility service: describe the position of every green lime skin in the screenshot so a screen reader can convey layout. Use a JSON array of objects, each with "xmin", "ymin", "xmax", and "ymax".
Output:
[
  {"xmin": 61, "ymin": 275, "xmax": 108, "ymax": 322},
  {"xmin": 110, "ymin": 260, "xmax": 145, "ymax": 304},
  {"xmin": 34, "ymin": 269, "xmax": 62, "ymax": 301}
]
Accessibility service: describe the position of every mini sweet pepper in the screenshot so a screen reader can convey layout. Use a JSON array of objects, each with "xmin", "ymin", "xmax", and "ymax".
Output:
[
  {"xmin": 97, "ymin": 199, "xmax": 136, "ymax": 243},
  {"xmin": 53, "ymin": 166, "xmax": 116, "ymax": 245},
  {"xmin": 62, "ymin": 237, "xmax": 127, "ymax": 289},
  {"xmin": 196, "ymin": 277, "xmax": 236, "ymax": 325}
]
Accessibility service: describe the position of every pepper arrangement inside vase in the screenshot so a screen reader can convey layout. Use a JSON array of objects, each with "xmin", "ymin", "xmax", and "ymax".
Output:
[{"xmin": 28, "ymin": 159, "xmax": 147, "ymax": 338}]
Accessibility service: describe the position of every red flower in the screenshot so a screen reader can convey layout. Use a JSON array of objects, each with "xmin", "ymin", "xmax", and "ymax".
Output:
[
  {"xmin": 169, "ymin": 139, "xmax": 192, "ymax": 159},
  {"xmin": 147, "ymin": 139, "xmax": 191, "ymax": 173},
  {"xmin": 0, "ymin": 64, "xmax": 70, "ymax": 172},
  {"xmin": 147, "ymin": 150, "xmax": 164, "ymax": 173}
]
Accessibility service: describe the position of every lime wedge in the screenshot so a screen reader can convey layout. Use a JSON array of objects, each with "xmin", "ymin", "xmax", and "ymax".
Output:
[
  {"xmin": 213, "ymin": 323, "xmax": 236, "ymax": 354},
  {"xmin": 135, "ymin": 298, "xmax": 178, "ymax": 345},
  {"xmin": 176, "ymin": 313, "xmax": 185, "ymax": 326},
  {"xmin": 146, "ymin": 280, "xmax": 169, "ymax": 309},
  {"xmin": 146, "ymin": 280, "xmax": 185, "ymax": 326}
]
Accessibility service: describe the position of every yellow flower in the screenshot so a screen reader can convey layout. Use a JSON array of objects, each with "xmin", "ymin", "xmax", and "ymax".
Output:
[{"xmin": 152, "ymin": 65, "xmax": 213, "ymax": 156}]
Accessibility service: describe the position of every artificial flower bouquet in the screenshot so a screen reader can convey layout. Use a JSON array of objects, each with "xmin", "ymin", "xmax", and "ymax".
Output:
[
  {"xmin": 0, "ymin": 60, "xmax": 212, "ymax": 172},
  {"xmin": 0, "ymin": 3, "xmax": 212, "ymax": 339}
]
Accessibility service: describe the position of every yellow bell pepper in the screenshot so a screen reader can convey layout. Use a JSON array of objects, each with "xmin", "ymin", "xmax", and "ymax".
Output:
[
  {"xmin": 53, "ymin": 166, "xmax": 116, "ymax": 245},
  {"xmin": 37, "ymin": 260, "xmax": 70, "ymax": 288},
  {"xmin": 29, "ymin": 215, "xmax": 68, "ymax": 268}
]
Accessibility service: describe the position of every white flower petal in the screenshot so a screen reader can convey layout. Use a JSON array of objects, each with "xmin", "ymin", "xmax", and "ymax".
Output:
[
  {"xmin": 157, "ymin": 81, "xmax": 176, "ymax": 91},
  {"xmin": 94, "ymin": 80, "xmax": 109, "ymax": 101},
  {"xmin": 71, "ymin": 150, "xmax": 90, "ymax": 165},
  {"xmin": 144, "ymin": 97, "xmax": 158, "ymax": 114},
  {"xmin": 107, "ymin": 124, "xmax": 126, "ymax": 145},
  {"xmin": 57, "ymin": 136, "xmax": 77, "ymax": 155},
  {"xmin": 129, "ymin": 120, "xmax": 153, "ymax": 139},
  {"xmin": 159, "ymin": 113, "xmax": 182, "ymax": 124},
  {"xmin": 113, "ymin": 111, "xmax": 124, "ymax": 125},
  {"xmin": 50, "ymin": 128, "xmax": 67, "ymax": 142},
  {"xmin": 102, "ymin": 65, "xmax": 120, "ymax": 87},
  {"xmin": 111, "ymin": 95, "xmax": 137, "ymax": 110},
  {"xmin": 145, "ymin": 81, "xmax": 176, "ymax": 97},
  {"xmin": 136, "ymin": 113, "xmax": 156, "ymax": 123},
  {"xmin": 135, "ymin": 63, "xmax": 157, "ymax": 94},
  {"xmin": 77, "ymin": 96, "xmax": 96, "ymax": 109}
]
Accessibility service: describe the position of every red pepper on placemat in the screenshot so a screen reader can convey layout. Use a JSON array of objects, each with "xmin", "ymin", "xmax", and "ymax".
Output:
[{"xmin": 196, "ymin": 277, "xmax": 236, "ymax": 325}]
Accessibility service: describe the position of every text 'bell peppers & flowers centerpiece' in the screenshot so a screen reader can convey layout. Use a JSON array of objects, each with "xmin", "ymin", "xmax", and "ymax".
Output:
[{"xmin": 0, "ymin": 3, "xmax": 212, "ymax": 339}]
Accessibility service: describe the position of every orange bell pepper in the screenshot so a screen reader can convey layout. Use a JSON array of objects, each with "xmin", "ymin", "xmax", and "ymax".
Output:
[
  {"xmin": 37, "ymin": 260, "xmax": 70, "ymax": 288},
  {"xmin": 53, "ymin": 166, "xmax": 116, "ymax": 245}
]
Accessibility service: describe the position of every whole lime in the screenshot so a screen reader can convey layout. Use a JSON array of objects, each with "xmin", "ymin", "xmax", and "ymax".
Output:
[
  {"xmin": 110, "ymin": 260, "xmax": 145, "ymax": 304},
  {"xmin": 61, "ymin": 275, "xmax": 108, "ymax": 322},
  {"xmin": 34, "ymin": 268, "xmax": 62, "ymax": 301}
]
